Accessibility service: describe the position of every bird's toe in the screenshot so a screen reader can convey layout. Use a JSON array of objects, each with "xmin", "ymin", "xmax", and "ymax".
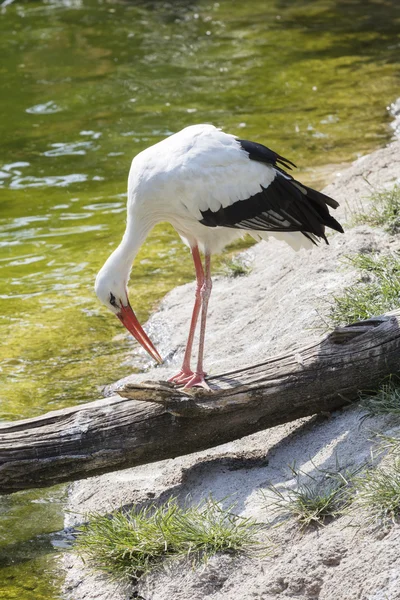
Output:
[
  {"xmin": 182, "ymin": 372, "xmax": 211, "ymax": 391},
  {"xmin": 167, "ymin": 369, "xmax": 194, "ymax": 385}
]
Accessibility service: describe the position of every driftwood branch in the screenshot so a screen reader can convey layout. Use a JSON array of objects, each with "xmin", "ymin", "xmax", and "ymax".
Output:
[{"xmin": 1, "ymin": 311, "xmax": 400, "ymax": 495}]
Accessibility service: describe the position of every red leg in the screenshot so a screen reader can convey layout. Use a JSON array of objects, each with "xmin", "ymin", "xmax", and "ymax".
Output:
[
  {"xmin": 168, "ymin": 246, "xmax": 204, "ymax": 385},
  {"xmin": 183, "ymin": 252, "xmax": 212, "ymax": 391}
]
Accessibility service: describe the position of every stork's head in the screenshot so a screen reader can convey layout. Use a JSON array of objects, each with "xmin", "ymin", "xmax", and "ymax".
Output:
[{"xmin": 95, "ymin": 264, "xmax": 162, "ymax": 364}]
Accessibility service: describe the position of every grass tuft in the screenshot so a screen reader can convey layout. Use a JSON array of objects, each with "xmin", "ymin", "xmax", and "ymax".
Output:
[
  {"xmin": 360, "ymin": 379, "xmax": 400, "ymax": 420},
  {"xmin": 219, "ymin": 257, "xmax": 252, "ymax": 278},
  {"xmin": 262, "ymin": 464, "xmax": 353, "ymax": 529},
  {"xmin": 329, "ymin": 252, "xmax": 400, "ymax": 326},
  {"xmin": 75, "ymin": 497, "xmax": 265, "ymax": 582},
  {"xmin": 352, "ymin": 185, "xmax": 400, "ymax": 234},
  {"xmin": 378, "ymin": 434, "xmax": 400, "ymax": 456},
  {"xmin": 351, "ymin": 460, "xmax": 400, "ymax": 529}
]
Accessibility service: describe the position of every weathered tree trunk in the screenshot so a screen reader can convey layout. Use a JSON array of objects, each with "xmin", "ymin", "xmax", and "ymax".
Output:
[{"xmin": 1, "ymin": 312, "xmax": 400, "ymax": 495}]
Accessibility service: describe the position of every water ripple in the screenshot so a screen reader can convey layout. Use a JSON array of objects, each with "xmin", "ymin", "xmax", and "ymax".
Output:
[
  {"xmin": 26, "ymin": 101, "xmax": 62, "ymax": 114},
  {"xmin": 59, "ymin": 212, "xmax": 93, "ymax": 220},
  {"xmin": 80, "ymin": 130, "xmax": 102, "ymax": 140},
  {"xmin": 8, "ymin": 255, "xmax": 46, "ymax": 267},
  {"xmin": 9, "ymin": 173, "xmax": 88, "ymax": 189},
  {"xmin": 43, "ymin": 141, "xmax": 96, "ymax": 157},
  {"xmin": 83, "ymin": 202, "xmax": 125, "ymax": 213},
  {"xmin": 0, "ymin": 215, "xmax": 50, "ymax": 231},
  {"xmin": 2, "ymin": 161, "xmax": 30, "ymax": 172}
]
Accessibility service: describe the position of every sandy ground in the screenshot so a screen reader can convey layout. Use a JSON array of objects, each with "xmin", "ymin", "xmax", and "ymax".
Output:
[{"xmin": 64, "ymin": 134, "xmax": 400, "ymax": 600}]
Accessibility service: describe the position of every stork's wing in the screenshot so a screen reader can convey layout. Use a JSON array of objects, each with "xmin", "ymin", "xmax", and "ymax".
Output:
[
  {"xmin": 199, "ymin": 139, "xmax": 343, "ymax": 245},
  {"xmin": 237, "ymin": 139, "xmax": 297, "ymax": 171}
]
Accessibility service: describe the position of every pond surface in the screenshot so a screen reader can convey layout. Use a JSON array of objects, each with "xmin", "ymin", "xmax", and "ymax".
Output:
[{"xmin": 0, "ymin": 0, "xmax": 399, "ymax": 597}]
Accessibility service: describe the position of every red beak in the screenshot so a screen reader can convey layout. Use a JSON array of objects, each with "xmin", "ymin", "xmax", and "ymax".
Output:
[{"xmin": 117, "ymin": 303, "xmax": 162, "ymax": 364}]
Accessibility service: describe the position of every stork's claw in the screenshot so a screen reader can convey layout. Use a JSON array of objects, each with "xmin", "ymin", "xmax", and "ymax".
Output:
[
  {"xmin": 182, "ymin": 372, "xmax": 211, "ymax": 391},
  {"xmin": 167, "ymin": 369, "xmax": 194, "ymax": 384},
  {"xmin": 168, "ymin": 369, "xmax": 211, "ymax": 391}
]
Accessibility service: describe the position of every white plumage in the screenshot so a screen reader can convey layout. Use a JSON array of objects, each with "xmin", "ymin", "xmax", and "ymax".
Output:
[
  {"xmin": 96, "ymin": 124, "xmax": 343, "ymax": 390},
  {"xmin": 127, "ymin": 125, "xmax": 308, "ymax": 253}
]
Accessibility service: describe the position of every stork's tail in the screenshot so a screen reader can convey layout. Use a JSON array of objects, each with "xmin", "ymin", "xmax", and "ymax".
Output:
[
  {"xmin": 279, "ymin": 176, "xmax": 343, "ymax": 246},
  {"xmin": 252, "ymin": 179, "xmax": 344, "ymax": 251},
  {"xmin": 299, "ymin": 182, "xmax": 344, "ymax": 235}
]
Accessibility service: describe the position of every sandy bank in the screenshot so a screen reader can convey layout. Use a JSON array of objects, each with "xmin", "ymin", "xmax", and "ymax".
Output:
[{"xmin": 64, "ymin": 133, "xmax": 400, "ymax": 600}]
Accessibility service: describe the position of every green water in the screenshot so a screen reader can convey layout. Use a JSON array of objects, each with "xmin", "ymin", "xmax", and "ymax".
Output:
[{"xmin": 0, "ymin": 0, "xmax": 399, "ymax": 596}]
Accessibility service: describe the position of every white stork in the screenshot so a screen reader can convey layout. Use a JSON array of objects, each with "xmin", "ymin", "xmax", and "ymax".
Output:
[{"xmin": 95, "ymin": 124, "xmax": 343, "ymax": 390}]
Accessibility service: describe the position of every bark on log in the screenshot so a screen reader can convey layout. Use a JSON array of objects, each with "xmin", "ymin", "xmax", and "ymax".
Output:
[{"xmin": 1, "ymin": 311, "xmax": 400, "ymax": 495}]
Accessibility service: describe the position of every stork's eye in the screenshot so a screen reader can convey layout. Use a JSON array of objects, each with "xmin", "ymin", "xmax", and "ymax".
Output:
[{"xmin": 109, "ymin": 292, "xmax": 117, "ymax": 307}]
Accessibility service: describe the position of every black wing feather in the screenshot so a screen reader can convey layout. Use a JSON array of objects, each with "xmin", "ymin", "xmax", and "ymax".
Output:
[
  {"xmin": 199, "ymin": 138, "xmax": 344, "ymax": 245},
  {"xmin": 238, "ymin": 139, "xmax": 296, "ymax": 171}
]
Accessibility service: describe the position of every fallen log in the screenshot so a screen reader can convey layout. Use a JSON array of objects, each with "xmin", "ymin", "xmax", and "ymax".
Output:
[{"xmin": 1, "ymin": 311, "xmax": 400, "ymax": 495}]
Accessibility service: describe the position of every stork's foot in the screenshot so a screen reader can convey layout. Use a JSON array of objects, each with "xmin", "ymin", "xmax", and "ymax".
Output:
[
  {"xmin": 167, "ymin": 369, "xmax": 194, "ymax": 385},
  {"xmin": 183, "ymin": 371, "xmax": 211, "ymax": 391},
  {"xmin": 168, "ymin": 369, "xmax": 211, "ymax": 391}
]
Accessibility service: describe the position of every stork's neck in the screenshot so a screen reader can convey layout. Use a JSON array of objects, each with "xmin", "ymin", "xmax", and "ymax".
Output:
[{"xmin": 98, "ymin": 214, "xmax": 154, "ymax": 293}]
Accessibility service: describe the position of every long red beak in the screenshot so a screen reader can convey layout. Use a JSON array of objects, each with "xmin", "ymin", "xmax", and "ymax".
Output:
[{"xmin": 117, "ymin": 303, "xmax": 162, "ymax": 364}]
